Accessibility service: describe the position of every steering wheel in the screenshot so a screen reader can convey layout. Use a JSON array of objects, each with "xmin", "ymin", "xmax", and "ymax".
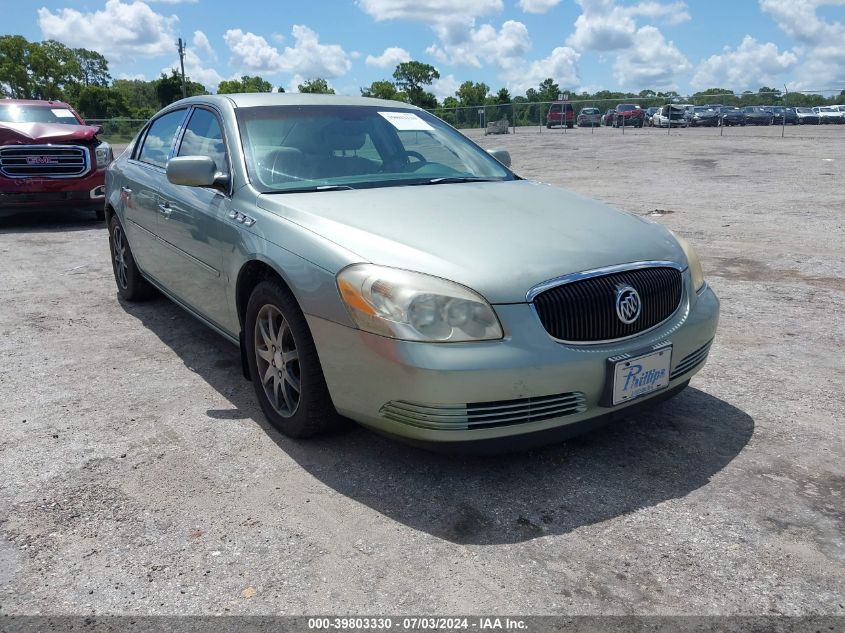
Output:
[{"xmin": 381, "ymin": 150, "xmax": 427, "ymax": 172}]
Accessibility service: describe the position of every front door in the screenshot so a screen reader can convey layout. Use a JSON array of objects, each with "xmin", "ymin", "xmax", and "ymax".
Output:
[{"xmin": 154, "ymin": 107, "xmax": 238, "ymax": 333}]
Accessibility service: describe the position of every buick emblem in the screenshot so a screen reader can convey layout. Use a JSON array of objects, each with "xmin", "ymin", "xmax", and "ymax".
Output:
[{"xmin": 615, "ymin": 285, "xmax": 641, "ymax": 324}]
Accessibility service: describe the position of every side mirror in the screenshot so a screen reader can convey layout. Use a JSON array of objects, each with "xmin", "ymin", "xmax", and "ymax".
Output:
[
  {"xmin": 487, "ymin": 149, "xmax": 511, "ymax": 167},
  {"xmin": 93, "ymin": 124, "xmax": 104, "ymax": 134},
  {"xmin": 167, "ymin": 155, "xmax": 227, "ymax": 189}
]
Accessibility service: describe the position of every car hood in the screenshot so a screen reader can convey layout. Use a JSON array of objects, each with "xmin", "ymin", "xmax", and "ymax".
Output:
[
  {"xmin": 257, "ymin": 180, "xmax": 685, "ymax": 304},
  {"xmin": 0, "ymin": 121, "xmax": 100, "ymax": 146}
]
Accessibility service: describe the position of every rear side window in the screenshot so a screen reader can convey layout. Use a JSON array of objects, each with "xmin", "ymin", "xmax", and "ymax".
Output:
[
  {"xmin": 138, "ymin": 109, "xmax": 187, "ymax": 168},
  {"xmin": 178, "ymin": 108, "xmax": 227, "ymax": 172}
]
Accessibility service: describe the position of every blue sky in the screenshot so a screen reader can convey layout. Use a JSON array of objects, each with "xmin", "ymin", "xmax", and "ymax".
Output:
[{"xmin": 8, "ymin": 0, "xmax": 845, "ymax": 98}]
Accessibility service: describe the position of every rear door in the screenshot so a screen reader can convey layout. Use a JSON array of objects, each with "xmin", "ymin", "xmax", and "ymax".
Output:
[
  {"xmin": 154, "ymin": 106, "xmax": 237, "ymax": 332},
  {"xmin": 121, "ymin": 108, "xmax": 189, "ymax": 279}
]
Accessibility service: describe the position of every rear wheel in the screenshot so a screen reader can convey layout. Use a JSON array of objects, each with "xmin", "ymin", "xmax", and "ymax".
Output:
[
  {"xmin": 245, "ymin": 279, "xmax": 342, "ymax": 438},
  {"xmin": 108, "ymin": 215, "xmax": 155, "ymax": 301}
]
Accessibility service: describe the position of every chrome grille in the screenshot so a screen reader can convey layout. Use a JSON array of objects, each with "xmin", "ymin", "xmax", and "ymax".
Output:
[
  {"xmin": 380, "ymin": 392, "xmax": 587, "ymax": 431},
  {"xmin": 531, "ymin": 265, "xmax": 683, "ymax": 343},
  {"xmin": 670, "ymin": 339, "xmax": 713, "ymax": 380},
  {"xmin": 0, "ymin": 145, "xmax": 89, "ymax": 178}
]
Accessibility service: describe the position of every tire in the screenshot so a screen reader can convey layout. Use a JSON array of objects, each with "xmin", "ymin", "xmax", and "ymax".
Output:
[
  {"xmin": 546, "ymin": 123, "xmax": 552, "ymax": 129},
  {"xmin": 108, "ymin": 215, "xmax": 155, "ymax": 301},
  {"xmin": 245, "ymin": 279, "xmax": 342, "ymax": 438}
]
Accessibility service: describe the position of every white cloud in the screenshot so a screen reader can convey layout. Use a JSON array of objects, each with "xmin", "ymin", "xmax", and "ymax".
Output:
[
  {"xmin": 37, "ymin": 0, "xmax": 178, "ymax": 61},
  {"xmin": 192, "ymin": 30, "xmax": 216, "ymax": 61},
  {"xmin": 118, "ymin": 72, "xmax": 147, "ymax": 81},
  {"xmin": 518, "ymin": 0, "xmax": 562, "ymax": 12},
  {"xmin": 613, "ymin": 25, "xmax": 690, "ymax": 88},
  {"xmin": 503, "ymin": 46, "xmax": 581, "ymax": 94},
  {"xmin": 426, "ymin": 20, "xmax": 531, "ymax": 67},
  {"xmin": 691, "ymin": 36, "xmax": 798, "ymax": 90},
  {"xmin": 224, "ymin": 25, "xmax": 352, "ymax": 79},
  {"xmin": 163, "ymin": 47, "xmax": 223, "ymax": 90},
  {"xmin": 358, "ymin": 0, "xmax": 502, "ymax": 27},
  {"xmin": 366, "ymin": 47, "xmax": 411, "ymax": 68},
  {"xmin": 431, "ymin": 73, "xmax": 462, "ymax": 101},
  {"xmin": 567, "ymin": 0, "xmax": 689, "ymax": 52},
  {"xmin": 146, "ymin": 0, "xmax": 197, "ymax": 3},
  {"xmin": 759, "ymin": 0, "xmax": 845, "ymax": 87}
]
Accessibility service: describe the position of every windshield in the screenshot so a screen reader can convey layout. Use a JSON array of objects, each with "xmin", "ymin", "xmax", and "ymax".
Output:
[
  {"xmin": 617, "ymin": 104, "xmax": 638, "ymax": 111},
  {"xmin": 580, "ymin": 108, "xmax": 599, "ymax": 114},
  {"xmin": 0, "ymin": 104, "xmax": 82, "ymax": 125},
  {"xmin": 237, "ymin": 105, "xmax": 513, "ymax": 193}
]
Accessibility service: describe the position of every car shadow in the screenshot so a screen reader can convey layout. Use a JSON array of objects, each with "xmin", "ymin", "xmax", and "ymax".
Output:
[
  {"xmin": 121, "ymin": 295, "xmax": 754, "ymax": 546},
  {"xmin": 0, "ymin": 208, "xmax": 104, "ymax": 233}
]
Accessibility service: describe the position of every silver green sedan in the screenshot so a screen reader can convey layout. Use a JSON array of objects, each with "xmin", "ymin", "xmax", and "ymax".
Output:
[{"xmin": 105, "ymin": 94, "xmax": 719, "ymax": 451}]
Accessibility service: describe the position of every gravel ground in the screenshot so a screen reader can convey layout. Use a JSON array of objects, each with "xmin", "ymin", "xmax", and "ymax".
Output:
[{"xmin": 0, "ymin": 125, "xmax": 842, "ymax": 616}]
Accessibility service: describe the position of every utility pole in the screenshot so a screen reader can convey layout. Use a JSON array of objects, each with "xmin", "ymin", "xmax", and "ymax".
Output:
[{"xmin": 177, "ymin": 37, "xmax": 187, "ymax": 99}]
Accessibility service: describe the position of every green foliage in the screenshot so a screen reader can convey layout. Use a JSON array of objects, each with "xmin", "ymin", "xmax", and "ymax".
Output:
[
  {"xmin": 298, "ymin": 78, "xmax": 335, "ymax": 94},
  {"xmin": 392, "ymin": 61, "xmax": 439, "ymax": 108},
  {"xmin": 74, "ymin": 85, "xmax": 129, "ymax": 119},
  {"xmin": 74, "ymin": 48, "xmax": 111, "ymax": 87},
  {"xmin": 456, "ymin": 81, "xmax": 489, "ymax": 107},
  {"xmin": 112, "ymin": 79, "xmax": 159, "ymax": 118},
  {"xmin": 218, "ymin": 75, "xmax": 273, "ymax": 94},
  {"xmin": 360, "ymin": 80, "xmax": 404, "ymax": 101},
  {"xmin": 155, "ymin": 69, "xmax": 207, "ymax": 107}
]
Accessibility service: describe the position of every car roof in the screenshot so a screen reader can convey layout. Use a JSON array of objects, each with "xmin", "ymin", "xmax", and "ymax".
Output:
[
  {"xmin": 170, "ymin": 93, "xmax": 416, "ymax": 110},
  {"xmin": 1, "ymin": 98, "xmax": 73, "ymax": 108}
]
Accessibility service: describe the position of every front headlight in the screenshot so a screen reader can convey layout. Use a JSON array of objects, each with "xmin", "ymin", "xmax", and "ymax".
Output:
[
  {"xmin": 95, "ymin": 142, "xmax": 113, "ymax": 168},
  {"xmin": 670, "ymin": 230, "xmax": 705, "ymax": 291},
  {"xmin": 336, "ymin": 264, "xmax": 503, "ymax": 342}
]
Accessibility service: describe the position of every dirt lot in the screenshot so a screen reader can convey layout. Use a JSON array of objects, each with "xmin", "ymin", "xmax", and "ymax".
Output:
[{"xmin": 0, "ymin": 125, "xmax": 842, "ymax": 616}]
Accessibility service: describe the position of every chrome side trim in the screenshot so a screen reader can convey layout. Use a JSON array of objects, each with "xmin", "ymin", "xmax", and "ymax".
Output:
[
  {"xmin": 0, "ymin": 144, "xmax": 90, "ymax": 179},
  {"xmin": 526, "ymin": 260, "xmax": 686, "ymax": 302}
]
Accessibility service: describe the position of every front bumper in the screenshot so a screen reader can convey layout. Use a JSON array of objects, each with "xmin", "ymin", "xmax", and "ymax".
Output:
[
  {"xmin": 309, "ymin": 280, "xmax": 719, "ymax": 444},
  {"xmin": 0, "ymin": 169, "xmax": 105, "ymax": 211}
]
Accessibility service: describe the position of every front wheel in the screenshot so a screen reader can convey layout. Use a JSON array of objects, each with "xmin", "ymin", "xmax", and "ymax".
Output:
[
  {"xmin": 245, "ymin": 279, "xmax": 342, "ymax": 438},
  {"xmin": 108, "ymin": 215, "xmax": 155, "ymax": 301}
]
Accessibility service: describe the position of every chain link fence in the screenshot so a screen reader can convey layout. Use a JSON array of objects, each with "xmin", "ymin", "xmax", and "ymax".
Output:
[
  {"xmin": 426, "ymin": 89, "xmax": 845, "ymax": 133},
  {"xmin": 86, "ymin": 118, "xmax": 149, "ymax": 145}
]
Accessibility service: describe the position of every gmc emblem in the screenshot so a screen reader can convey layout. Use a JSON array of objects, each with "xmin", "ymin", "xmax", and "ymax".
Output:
[{"xmin": 26, "ymin": 156, "xmax": 59, "ymax": 165}]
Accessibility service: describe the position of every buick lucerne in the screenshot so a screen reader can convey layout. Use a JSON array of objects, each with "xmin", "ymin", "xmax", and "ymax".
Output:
[{"xmin": 105, "ymin": 94, "xmax": 719, "ymax": 450}]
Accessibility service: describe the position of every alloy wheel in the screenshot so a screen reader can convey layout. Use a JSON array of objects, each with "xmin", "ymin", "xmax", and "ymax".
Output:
[
  {"xmin": 112, "ymin": 224, "xmax": 128, "ymax": 289},
  {"xmin": 254, "ymin": 304, "xmax": 301, "ymax": 417}
]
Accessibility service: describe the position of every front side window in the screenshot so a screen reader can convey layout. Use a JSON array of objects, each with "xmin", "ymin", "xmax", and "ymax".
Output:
[
  {"xmin": 138, "ymin": 109, "xmax": 187, "ymax": 168},
  {"xmin": 237, "ymin": 105, "xmax": 513, "ymax": 193},
  {"xmin": 178, "ymin": 108, "xmax": 227, "ymax": 172}
]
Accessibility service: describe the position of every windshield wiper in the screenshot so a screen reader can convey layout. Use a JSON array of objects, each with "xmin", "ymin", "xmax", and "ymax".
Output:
[
  {"xmin": 409, "ymin": 176, "xmax": 501, "ymax": 186},
  {"xmin": 272, "ymin": 184, "xmax": 356, "ymax": 194}
]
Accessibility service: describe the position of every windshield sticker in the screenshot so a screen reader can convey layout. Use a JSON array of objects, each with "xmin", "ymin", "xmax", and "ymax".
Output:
[
  {"xmin": 378, "ymin": 111, "xmax": 433, "ymax": 131},
  {"xmin": 51, "ymin": 108, "xmax": 76, "ymax": 118}
]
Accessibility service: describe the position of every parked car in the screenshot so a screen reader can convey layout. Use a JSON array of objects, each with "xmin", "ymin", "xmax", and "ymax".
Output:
[
  {"xmin": 719, "ymin": 107, "xmax": 746, "ymax": 126},
  {"xmin": 576, "ymin": 107, "xmax": 602, "ymax": 127},
  {"xmin": 652, "ymin": 105, "xmax": 687, "ymax": 128},
  {"xmin": 0, "ymin": 98, "xmax": 112, "ymax": 219},
  {"xmin": 814, "ymin": 106, "xmax": 843, "ymax": 124},
  {"xmin": 601, "ymin": 108, "xmax": 616, "ymax": 126},
  {"xmin": 546, "ymin": 101, "xmax": 575, "ymax": 128},
  {"xmin": 644, "ymin": 107, "xmax": 660, "ymax": 126},
  {"xmin": 742, "ymin": 106, "xmax": 773, "ymax": 125},
  {"xmin": 795, "ymin": 107, "xmax": 820, "ymax": 124},
  {"xmin": 613, "ymin": 104, "xmax": 645, "ymax": 128},
  {"xmin": 686, "ymin": 106, "xmax": 720, "ymax": 127},
  {"xmin": 104, "ymin": 94, "xmax": 718, "ymax": 450}
]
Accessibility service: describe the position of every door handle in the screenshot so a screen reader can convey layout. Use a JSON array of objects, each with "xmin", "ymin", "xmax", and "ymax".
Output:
[
  {"xmin": 157, "ymin": 202, "xmax": 172, "ymax": 216},
  {"xmin": 121, "ymin": 186, "xmax": 132, "ymax": 194}
]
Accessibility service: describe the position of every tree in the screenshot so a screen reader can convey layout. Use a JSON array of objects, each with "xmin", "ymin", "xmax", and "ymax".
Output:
[
  {"xmin": 298, "ymin": 78, "xmax": 335, "ymax": 94},
  {"xmin": 392, "ymin": 61, "xmax": 439, "ymax": 108},
  {"xmin": 360, "ymin": 80, "xmax": 403, "ymax": 101},
  {"xmin": 155, "ymin": 69, "xmax": 206, "ymax": 107},
  {"xmin": 537, "ymin": 78, "xmax": 561, "ymax": 102},
  {"xmin": 456, "ymin": 81, "xmax": 489, "ymax": 107},
  {"xmin": 74, "ymin": 85, "xmax": 129, "ymax": 119},
  {"xmin": 74, "ymin": 48, "xmax": 110, "ymax": 86},
  {"xmin": 112, "ymin": 79, "xmax": 159, "ymax": 118},
  {"xmin": 0, "ymin": 35, "xmax": 32, "ymax": 98},
  {"xmin": 217, "ymin": 75, "xmax": 273, "ymax": 94},
  {"xmin": 495, "ymin": 88, "xmax": 511, "ymax": 104}
]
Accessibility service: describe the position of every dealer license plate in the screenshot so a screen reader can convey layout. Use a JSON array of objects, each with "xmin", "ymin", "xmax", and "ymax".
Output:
[{"xmin": 611, "ymin": 345, "xmax": 672, "ymax": 406}]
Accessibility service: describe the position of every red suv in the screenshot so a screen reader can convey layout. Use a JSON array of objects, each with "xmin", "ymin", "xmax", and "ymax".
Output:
[
  {"xmin": 546, "ymin": 101, "xmax": 575, "ymax": 129},
  {"xmin": 1, "ymin": 99, "xmax": 112, "ymax": 220}
]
